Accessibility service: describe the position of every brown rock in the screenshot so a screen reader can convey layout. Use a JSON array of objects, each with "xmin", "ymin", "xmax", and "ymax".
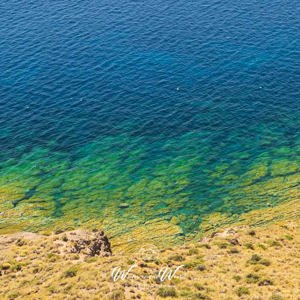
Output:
[{"xmin": 71, "ymin": 230, "xmax": 112, "ymax": 257}]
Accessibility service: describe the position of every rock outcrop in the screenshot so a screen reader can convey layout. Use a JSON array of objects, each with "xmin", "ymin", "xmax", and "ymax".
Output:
[{"xmin": 70, "ymin": 230, "xmax": 112, "ymax": 257}]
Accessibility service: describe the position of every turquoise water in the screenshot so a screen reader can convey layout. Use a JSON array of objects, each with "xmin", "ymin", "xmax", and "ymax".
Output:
[{"xmin": 0, "ymin": 0, "xmax": 299, "ymax": 240}]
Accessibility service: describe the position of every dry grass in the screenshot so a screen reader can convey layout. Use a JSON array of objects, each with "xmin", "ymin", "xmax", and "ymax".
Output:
[{"xmin": 0, "ymin": 219, "xmax": 299, "ymax": 300}]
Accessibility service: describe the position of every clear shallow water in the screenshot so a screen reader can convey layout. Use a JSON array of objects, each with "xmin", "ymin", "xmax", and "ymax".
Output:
[{"xmin": 0, "ymin": 1, "xmax": 299, "ymax": 239}]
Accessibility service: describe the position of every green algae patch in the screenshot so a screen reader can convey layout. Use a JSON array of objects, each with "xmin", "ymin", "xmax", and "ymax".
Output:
[
  {"xmin": 270, "ymin": 159, "xmax": 298, "ymax": 176},
  {"xmin": 0, "ymin": 133, "xmax": 299, "ymax": 248}
]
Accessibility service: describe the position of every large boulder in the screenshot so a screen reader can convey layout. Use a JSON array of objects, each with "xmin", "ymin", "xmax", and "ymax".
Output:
[{"xmin": 69, "ymin": 230, "xmax": 112, "ymax": 257}]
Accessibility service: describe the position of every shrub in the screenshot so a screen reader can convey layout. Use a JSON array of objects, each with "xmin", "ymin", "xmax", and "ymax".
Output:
[
  {"xmin": 10, "ymin": 263, "xmax": 22, "ymax": 272},
  {"xmin": 248, "ymin": 230, "xmax": 256, "ymax": 236},
  {"xmin": 229, "ymin": 248, "xmax": 239, "ymax": 254},
  {"xmin": 169, "ymin": 254, "xmax": 185, "ymax": 262},
  {"xmin": 184, "ymin": 262, "xmax": 197, "ymax": 269},
  {"xmin": 54, "ymin": 228, "xmax": 65, "ymax": 234},
  {"xmin": 236, "ymin": 286, "xmax": 250, "ymax": 296},
  {"xmin": 284, "ymin": 234, "xmax": 293, "ymax": 241},
  {"xmin": 233, "ymin": 275, "xmax": 242, "ymax": 282},
  {"xmin": 157, "ymin": 286, "xmax": 177, "ymax": 297},
  {"xmin": 33, "ymin": 267, "xmax": 41, "ymax": 274},
  {"xmin": 109, "ymin": 290, "xmax": 125, "ymax": 300},
  {"xmin": 245, "ymin": 243, "xmax": 255, "ymax": 250},
  {"xmin": 196, "ymin": 265, "xmax": 206, "ymax": 271},
  {"xmin": 63, "ymin": 266, "xmax": 78, "ymax": 278},
  {"xmin": 246, "ymin": 273, "xmax": 260, "ymax": 283},
  {"xmin": 127, "ymin": 259, "xmax": 135, "ymax": 265},
  {"xmin": 8, "ymin": 292, "xmax": 19, "ymax": 299},
  {"xmin": 1, "ymin": 263, "xmax": 11, "ymax": 270},
  {"xmin": 248, "ymin": 254, "xmax": 271, "ymax": 266},
  {"xmin": 48, "ymin": 286, "xmax": 58, "ymax": 294},
  {"xmin": 217, "ymin": 242, "xmax": 229, "ymax": 249},
  {"xmin": 260, "ymin": 259, "xmax": 271, "ymax": 266},
  {"xmin": 47, "ymin": 253, "xmax": 59, "ymax": 262},
  {"xmin": 194, "ymin": 283, "xmax": 205, "ymax": 291},
  {"xmin": 258, "ymin": 243, "xmax": 267, "ymax": 250},
  {"xmin": 269, "ymin": 240, "xmax": 282, "ymax": 247},
  {"xmin": 200, "ymin": 244, "xmax": 211, "ymax": 249},
  {"xmin": 188, "ymin": 248, "xmax": 199, "ymax": 255},
  {"xmin": 191, "ymin": 293, "xmax": 211, "ymax": 300},
  {"xmin": 248, "ymin": 254, "xmax": 261, "ymax": 264}
]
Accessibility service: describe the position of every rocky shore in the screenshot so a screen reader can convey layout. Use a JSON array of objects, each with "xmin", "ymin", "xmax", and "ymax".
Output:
[{"xmin": 0, "ymin": 218, "xmax": 299, "ymax": 300}]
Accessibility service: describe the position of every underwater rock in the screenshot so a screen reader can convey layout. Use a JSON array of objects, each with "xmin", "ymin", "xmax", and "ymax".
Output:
[{"xmin": 119, "ymin": 203, "xmax": 130, "ymax": 209}]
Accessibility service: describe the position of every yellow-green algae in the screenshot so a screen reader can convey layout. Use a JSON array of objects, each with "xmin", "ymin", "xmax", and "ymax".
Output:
[{"xmin": 0, "ymin": 132, "xmax": 299, "ymax": 249}]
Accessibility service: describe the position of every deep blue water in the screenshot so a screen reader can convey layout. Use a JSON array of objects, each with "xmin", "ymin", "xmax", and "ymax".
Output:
[{"xmin": 0, "ymin": 0, "xmax": 299, "ymax": 237}]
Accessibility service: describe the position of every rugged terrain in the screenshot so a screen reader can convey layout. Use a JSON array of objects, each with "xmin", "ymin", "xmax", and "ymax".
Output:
[{"xmin": 0, "ymin": 202, "xmax": 299, "ymax": 300}]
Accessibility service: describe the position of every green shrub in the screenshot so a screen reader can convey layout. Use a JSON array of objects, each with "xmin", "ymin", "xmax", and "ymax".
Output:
[
  {"xmin": 229, "ymin": 248, "xmax": 239, "ymax": 254},
  {"xmin": 10, "ymin": 263, "xmax": 22, "ymax": 272},
  {"xmin": 184, "ymin": 262, "xmax": 198, "ymax": 269},
  {"xmin": 248, "ymin": 254, "xmax": 261, "ymax": 264},
  {"xmin": 8, "ymin": 292, "xmax": 20, "ymax": 299},
  {"xmin": 246, "ymin": 273, "xmax": 260, "ymax": 283},
  {"xmin": 217, "ymin": 242, "xmax": 229, "ymax": 249},
  {"xmin": 233, "ymin": 275, "xmax": 242, "ymax": 282},
  {"xmin": 236, "ymin": 286, "xmax": 250, "ymax": 296},
  {"xmin": 284, "ymin": 234, "xmax": 293, "ymax": 241},
  {"xmin": 258, "ymin": 243, "xmax": 267, "ymax": 250},
  {"xmin": 127, "ymin": 259, "xmax": 135, "ymax": 265},
  {"xmin": 260, "ymin": 259, "xmax": 271, "ymax": 266},
  {"xmin": 269, "ymin": 240, "xmax": 282, "ymax": 247},
  {"xmin": 191, "ymin": 293, "xmax": 211, "ymax": 300},
  {"xmin": 63, "ymin": 266, "xmax": 78, "ymax": 278},
  {"xmin": 248, "ymin": 254, "xmax": 271, "ymax": 266},
  {"xmin": 108, "ymin": 290, "xmax": 125, "ymax": 300},
  {"xmin": 169, "ymin": 254, "xmax": 185, "ymax": 262},
  {"xmin": 200, "ymin": 244, "xmax": 211, "ymax": 249},
  {"xmin": 245, "ymin": 243, "xmax": 255, "ymax": 250},
  {"xmin": 188, "ymin": 248, "xmax": 199, "ymax": 255},
  {"xmin": 54, "ymin": 228, "xmax": 65, "ymax": 234},
  {"xmin": 47, "ymin": 253, "xmax": 59, "ymax": 262},
  {"xmin": 48, "ymin": 286, "xmax": 58, "ymax": 294},
  {"xmin": 157, "ymin": 286, "xmax": 177, "ymax": 297},
  {"xmin": 194, "ymin": 283, "xmax": 205, "ymax": 291}
]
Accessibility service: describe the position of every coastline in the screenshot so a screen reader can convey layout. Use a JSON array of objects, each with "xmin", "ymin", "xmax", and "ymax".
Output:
[{"xmin": 0, "ymin": 200, "xmax": 299, "ymax": 299}]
